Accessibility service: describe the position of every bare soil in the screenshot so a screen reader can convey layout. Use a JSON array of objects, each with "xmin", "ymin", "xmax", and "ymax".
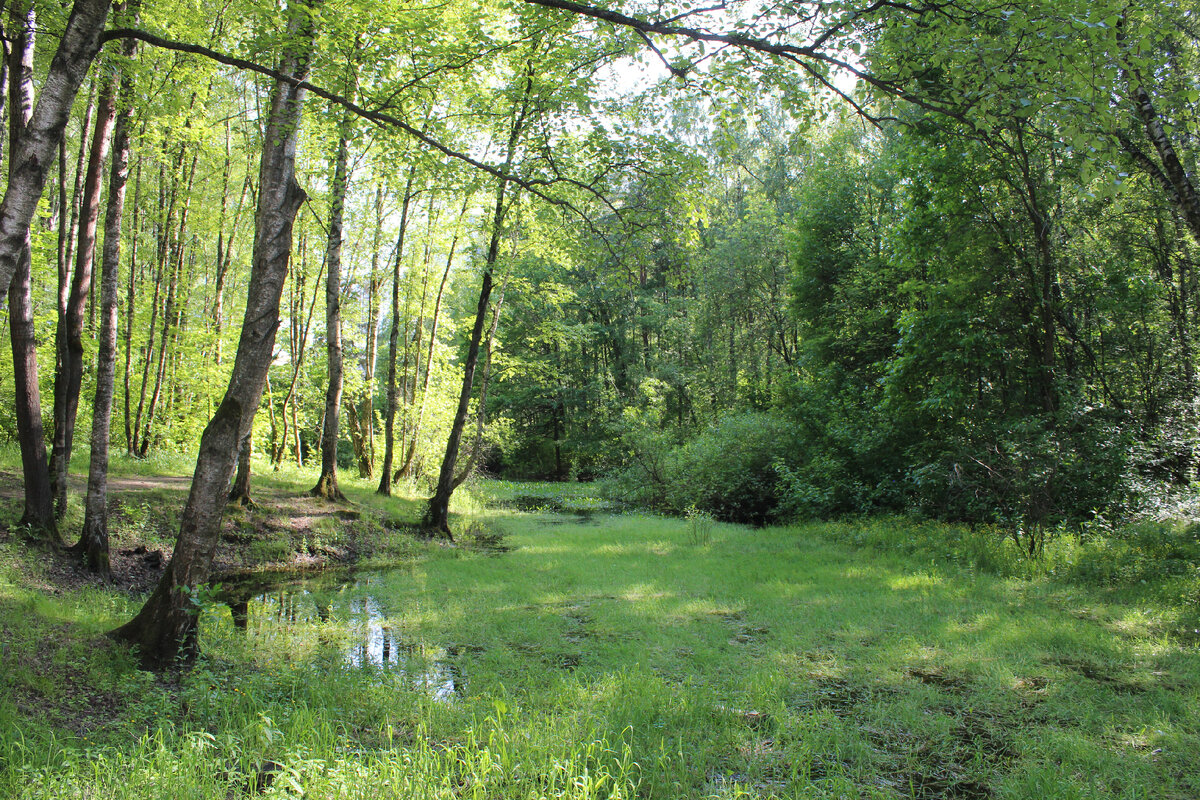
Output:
[{"xmin": 0, "ymin": 468, "xmax": 371, "ymax": 596}]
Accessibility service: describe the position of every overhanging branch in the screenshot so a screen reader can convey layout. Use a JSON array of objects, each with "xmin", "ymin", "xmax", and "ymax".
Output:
[
  {"xmin": 100, "ymin": 27, "xmax": 611, "ymax": 226},
  {"xmin": 521, "ymin": 0, "xmax": 977, "ymax": 127}
]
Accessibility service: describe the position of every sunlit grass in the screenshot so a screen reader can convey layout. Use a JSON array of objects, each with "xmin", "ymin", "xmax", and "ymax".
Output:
[{"xmin": 0, "ymin": 476, "xmax": 1198, "ymax": 798}]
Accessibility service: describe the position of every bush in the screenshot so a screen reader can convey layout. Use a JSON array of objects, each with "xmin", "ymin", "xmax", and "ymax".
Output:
[
  {"xmin": 667, "ymin": 413, "xmax": 801, "ymax": 525},
  {"xmin": 908, "ymin": 403, "xmax": 1134, "ymax": 530},
  {"xmin": 603, "ymin": 411, "xmax": 801, "ymax": 526}
]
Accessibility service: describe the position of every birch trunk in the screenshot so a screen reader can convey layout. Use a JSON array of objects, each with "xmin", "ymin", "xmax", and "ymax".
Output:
[
  {"xmin": 0, "ymin": 0, "xmax": 110, "ymax": 298},
  {"xmin": 6, "ymin": 0, "xmax": 56, "ymax": 539},
  {"xmin": 79, "ymin": 18, "xmax": 137, "ymax": 576},
  {"xmin": 113, "ymin": 0, "xmax": 318, "ymax": 665}
]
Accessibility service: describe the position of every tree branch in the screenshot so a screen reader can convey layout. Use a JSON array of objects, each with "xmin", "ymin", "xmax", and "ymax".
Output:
[{"xmin": 100, "ymin": 27, "xmax": 612, "ymax": 227}]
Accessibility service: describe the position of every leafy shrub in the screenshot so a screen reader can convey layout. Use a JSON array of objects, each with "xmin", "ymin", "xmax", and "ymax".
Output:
[
  {"xmin": 1064, "ymin": 520, "xmax": 1200, "ymax": 587},
  {"xmin": 604, "ymin": 411, "xmax": 801, "ymax": 525},
  {"xmin": 667, "ymin": 413, "xmax": 801, "ymax": 525},
  {"xmin": 908, "ymin": 403, "xmax": 1134, "ymax": 530},
  {"xmin": 600, "ymin": 385, "xmax": 683, "ymax": 512}
]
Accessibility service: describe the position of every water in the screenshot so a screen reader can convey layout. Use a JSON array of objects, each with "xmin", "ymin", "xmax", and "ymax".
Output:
[{"xmin": 210, "ymin": 569, "xmax": 467, "ymax": 702}]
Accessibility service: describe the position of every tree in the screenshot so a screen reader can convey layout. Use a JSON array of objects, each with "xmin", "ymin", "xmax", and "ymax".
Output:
[
  {"xmin": 422, "ymin": 65, "xmax": 533, "ymax": 537},
  {"xmin": 5, "ymin": 0, "xmax": 57, "ymax": 539},
  {"xmin": 79, "ymin": 4, "xmax": 140, "ymax": 576},
  {"xmin": 376, "ymin": 168, "xmax": 417, "ymax": 497},
  {"xmin": 113, "ymin": 0, "xmax": 320, "ymax": 664},
  {"xmin": 0, "ymin": 0, "xmax": 111, "ymax": 299},
  {"xmin": 310, "ymin": 101, "xmax": 353, "ymax": 500},
  {"xmin": 52, "ymin": 44, "xmax": 118, "ymax": 518}
]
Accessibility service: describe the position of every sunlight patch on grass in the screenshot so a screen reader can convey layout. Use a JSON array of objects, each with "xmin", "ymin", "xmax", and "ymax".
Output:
[{"xmin": 2, "ymin": 478, "xmax": 1200, "ymax": 798}]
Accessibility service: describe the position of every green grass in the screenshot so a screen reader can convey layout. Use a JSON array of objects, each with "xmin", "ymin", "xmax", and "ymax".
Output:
[{"xmin": 1, "ymin": 473, "xmax": 1198, "ymax": 799}]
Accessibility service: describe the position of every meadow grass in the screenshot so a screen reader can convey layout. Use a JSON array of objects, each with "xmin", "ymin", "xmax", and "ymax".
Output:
[{"xmin": 0, "ymin": 472, "xmax": 1197, "ymax": 798}]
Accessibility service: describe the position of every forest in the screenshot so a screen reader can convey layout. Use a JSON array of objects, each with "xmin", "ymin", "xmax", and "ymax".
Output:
[{"xmin": 1, "ymin": 0, "xmax": 1199, "ymax": 798}]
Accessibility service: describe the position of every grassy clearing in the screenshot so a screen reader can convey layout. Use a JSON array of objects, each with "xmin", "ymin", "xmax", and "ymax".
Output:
[{"xmin": 0, "ymin": 470, "xmax": 1198, "ymax": 798}]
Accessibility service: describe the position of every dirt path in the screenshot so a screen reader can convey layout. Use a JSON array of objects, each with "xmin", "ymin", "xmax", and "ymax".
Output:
[
  {"xmin": 0, "ymin": 468, "xmax": 369, "ymax": 595},
  {"xmin": 0, "ymin": 468, "xmax": 193, "ymax": 501}
]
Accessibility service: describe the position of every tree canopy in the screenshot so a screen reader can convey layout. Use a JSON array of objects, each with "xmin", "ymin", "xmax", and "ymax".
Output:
[{"xmin": 0, "ymin": 0, "xmax": 1197, "ymax": 661}]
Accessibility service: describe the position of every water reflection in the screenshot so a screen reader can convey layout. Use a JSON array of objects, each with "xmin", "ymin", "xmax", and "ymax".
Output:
[{"xmin": 211, "ymin": 570, "xmax": 467, "ymax": 702}]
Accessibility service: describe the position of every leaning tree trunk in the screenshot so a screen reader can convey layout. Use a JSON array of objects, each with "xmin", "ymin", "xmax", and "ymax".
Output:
[
  {"xmin": 423, "ymin": 77, "xmax": 531, "ymax": 537},
  {"xmin": 312, "ymin": 117, "xmax": 352, "ymax": 500},
  {"xmin": 451, "ymin": 282, "xmax": 505, "ymax": 490},
  {"xmin": 112, "ymin": 0, "xmax": 318, "ymax": 665},
  {"xmin": 52, "ymin": 59, "xmax": 117, "ymax": 518},
  {"xmin": 5, "ymin": 0, "xmax": 57, "ymax": 540},
  {"xmin": 79, "ymin": 19, "xmax": 137, "ymax": 577}
]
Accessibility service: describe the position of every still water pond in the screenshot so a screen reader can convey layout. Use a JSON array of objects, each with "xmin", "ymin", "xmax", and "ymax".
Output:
[{"xmin": 209, "ymin": 568, "xmax": 468, "ymax": 702}]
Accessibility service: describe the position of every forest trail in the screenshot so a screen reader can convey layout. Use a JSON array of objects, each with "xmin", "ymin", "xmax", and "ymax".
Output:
[{"xmin": 0, "ymin": 467, "xmax": 390, "ymax": 594}]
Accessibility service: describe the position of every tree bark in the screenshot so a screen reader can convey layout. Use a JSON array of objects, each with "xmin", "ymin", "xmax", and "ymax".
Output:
[
  {"xmin": 6, "ymin": 0, "xmax": 57, "ymax": 540},
  {"xmin": 79, "ymin": 16, "xmax": 137, "ymax": 576},
  {"xmin": 112, "ymin": 0, "xmax": 318, "ymax": 666},
  {"xmin": 229, "ymin": 425, "xmax": 254, "ymax": 507},
  {"xmin": 0, "ymin": 0, "xmax": 111, "ymax": 298},
  {"xmin": 52, "ymin": 61, "xmax": 117, "ymax": 517},
  {"xmin": 423, "ymin": 75, "xmax": 531, "ymax": 536},
  {"xmin": 377, "ymin": 170, "xmax": 416, "ymax": 496},
  {"xmin": 312, "ymin": 117, "xmax": 353, "ymax": 500}
]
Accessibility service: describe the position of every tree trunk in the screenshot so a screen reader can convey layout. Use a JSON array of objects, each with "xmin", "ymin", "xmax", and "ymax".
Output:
[
  {"xmin": 424, "ymin": 75, "xmax": 531, "ymax": 536},
  {"xmin": 351, "ymin": 185, "xmax": 386, "ymax": 478},
  {"xmin": 377, "ymin": 170, "xmax": 416, "ymax": 496},
  {"xmin": 139, "ymin": 149, "xmax": 197, "ymax": 456},
  {"xmin": 52, "ymin": 61, "xmax": 117, "ymax": 517},
  {"xmin": 397, "ymin": 198, "xmax": 467, "ymax": 479},
  {"xmin": 79, "ymin": 19, "xmax": 137, "ymax": 577},
  {"xmin": 271, "ymin": 241, "xmax": 322, "ymax": 466},
  {"xmin": 213, "ymin": 119, "xmax": 232, "ymax": 362},
  {"xmin": 5, "ymin": 0, "xmax": 56, "ymax": 540},
  {"xmin": 312, "ymin": 120, "xmax": 352, "ymax": 500},
  {"xmin": 393, "ymin": 230, "xmax": 432, "ymax": 483},
  {"xmin": 452, "ymin": 282, "xmax": 505, "ymax": 490},
  {"xmin": 0, "ymin": 0, "xmax": 110, "ymax": 299},
  {"xmin": 61, "ymin": 82, "xmax": 95, "ymax": 320},
  {"xmin": 229, "ymin": 425, "xmax": 254, "ymax": 507},
  {"xmin": 112, "ymin": 0, "xmax": 318, "ymax": 666},
  {"xmin": 130, "ymin": 229, "xmax": 163, "ymax": 456},
  {"xmin": 123, "ymin": 157, "xmax": 141, "ymax": 451}
]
